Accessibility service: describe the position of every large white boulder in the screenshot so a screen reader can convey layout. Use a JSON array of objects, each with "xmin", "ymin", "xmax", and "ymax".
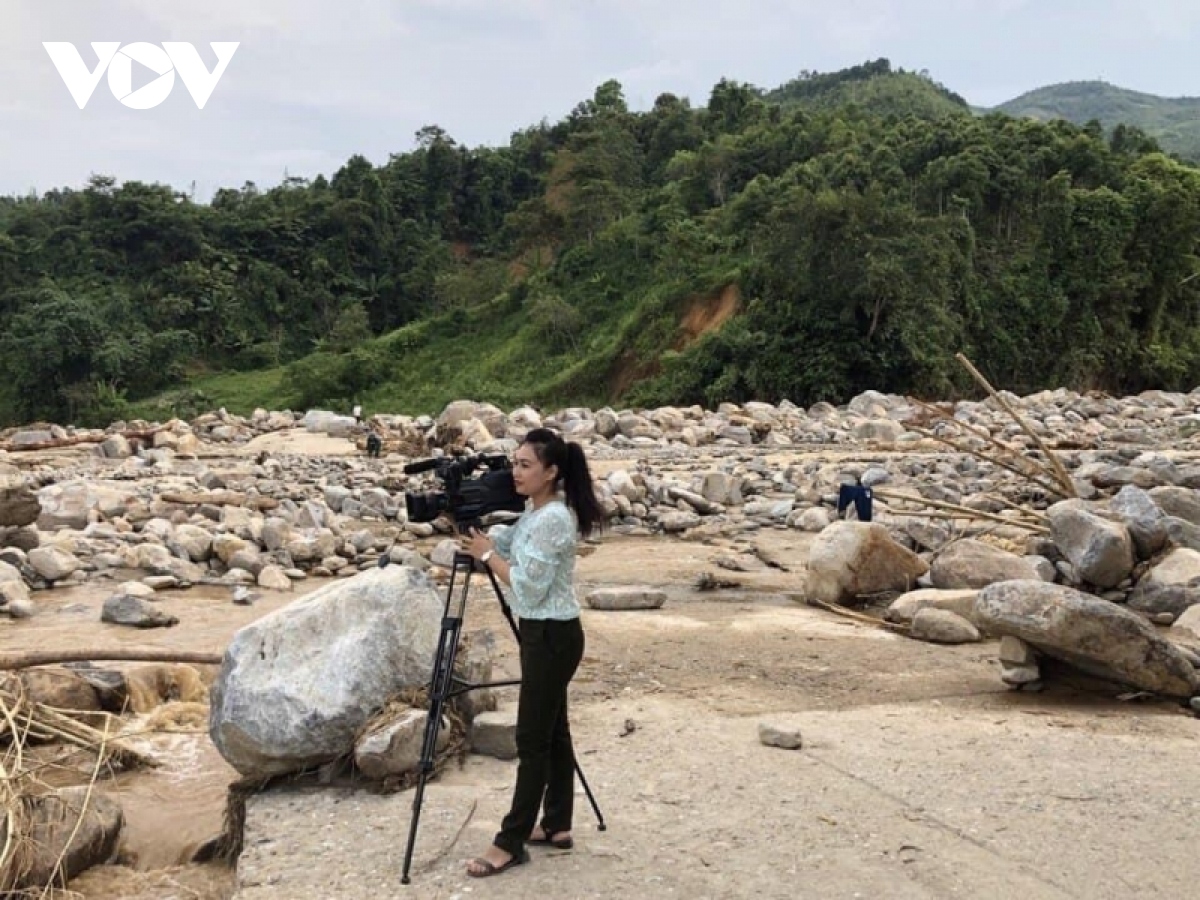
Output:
[
  {"xmin": 209, "ymin": 565, "xmax": 443, "ymax": 777},
  {"xmin": 805, "ymin": 522, "xmax": 928, "ymax": 604}
]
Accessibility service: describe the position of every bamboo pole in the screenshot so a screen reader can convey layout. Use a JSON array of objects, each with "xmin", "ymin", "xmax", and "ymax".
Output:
[
  {"xmin": 954, "ymin": 353, "xmax": 1077, "ymax": 497},
  {"xmin": 907, "ymin": 396, "xmax": 1070, "ymax": 496},
  {"xmin": 881, "ymin": 508, "xmax": 1048, "ymax": 534},
  {"xmin": 909, "ymin": 425, "xmax": 1067, "ymax": 499},
  {"xmin": 874, "ymin": 491, "xmax": 1045, "ymax": 527},
  {"xmin": 0, "ymin": 649, "xmax": 223, "ymax": 671},
  {"xmin": 916, "ymin": 399, "xmax": 1054, "ymax": 484},
  {"xmin": 872, "ymin": 487, "xmax": 1051, "ymax": 534}
]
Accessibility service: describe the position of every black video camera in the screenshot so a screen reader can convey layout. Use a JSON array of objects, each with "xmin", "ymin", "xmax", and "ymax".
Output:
[{"xmin": 403, "ymin": 453, "xmax": 525, "ymax": 529}]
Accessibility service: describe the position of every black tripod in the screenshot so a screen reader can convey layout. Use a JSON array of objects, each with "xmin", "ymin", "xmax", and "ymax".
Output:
[{"xmin": 386, "ymin": 540, "xmax": 606, "ymax": 884}]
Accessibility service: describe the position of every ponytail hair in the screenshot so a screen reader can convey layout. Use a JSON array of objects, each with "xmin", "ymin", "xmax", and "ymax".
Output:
[{"xmin": 522, "ymin": 427, "xmax": 604, "ymax": 537}]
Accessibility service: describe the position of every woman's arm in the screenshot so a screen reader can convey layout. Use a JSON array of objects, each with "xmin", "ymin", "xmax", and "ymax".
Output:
[
  {"xmin": 506, "ymin": 507, "xmax": 574, "ymax": 611},
  {"xmin": 490, "ymin": 522, "xmax": 515, "ymax": 558},
  {"xmin": 461, "ymin": 507, "xmax": 573, "ymax": 607},
  {"xmin": 462, "ymin": 527, "xmax": 513, "ymax": 585}
]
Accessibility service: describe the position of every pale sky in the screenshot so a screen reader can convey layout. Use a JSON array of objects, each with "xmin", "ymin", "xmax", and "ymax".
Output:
[{"xmin": 2, "ymin": 0, "xmax": 1198, "ymax": 202}]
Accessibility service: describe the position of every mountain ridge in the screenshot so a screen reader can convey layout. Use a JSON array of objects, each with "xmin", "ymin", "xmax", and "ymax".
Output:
[{"xmin": 989, "ymin": 79, "xmax": 1200, "ymax": 159}]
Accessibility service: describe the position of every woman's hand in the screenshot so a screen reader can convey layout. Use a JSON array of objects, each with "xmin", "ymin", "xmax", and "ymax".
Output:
[{"xmin": 459, "ymin": 527, "xmax": 494, "ymax": 561}]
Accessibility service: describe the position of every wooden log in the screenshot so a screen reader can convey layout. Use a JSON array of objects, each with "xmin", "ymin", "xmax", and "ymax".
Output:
[
  {"xmin": 0, "ymin": 428, "xmax": 163, "ymax": 454},
  {"xmin": 909, "ymin": 425, "xmax": 1067, "ymax": 499},
  {"xmin": 160, "ymin": 491, "xmax": 278, "ymax": 511},
  {"xmin": 0, "ymin": 649, "xmax": 223, "ymax": 671}
]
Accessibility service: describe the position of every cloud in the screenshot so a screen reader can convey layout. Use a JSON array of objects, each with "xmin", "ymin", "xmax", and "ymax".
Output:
[{"xmin": 3, "ymin": 1, "xmax": 1200, "ymax": 199}]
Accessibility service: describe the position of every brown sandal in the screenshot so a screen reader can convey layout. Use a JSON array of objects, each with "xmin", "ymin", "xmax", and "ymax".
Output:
[{"xmin": 528, "ymin": 831, "xmax": 574, "ymax": 850}]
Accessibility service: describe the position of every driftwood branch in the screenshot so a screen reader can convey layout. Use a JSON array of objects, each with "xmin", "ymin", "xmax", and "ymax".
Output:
[
  {"xmin": 908, "ymin": 397, "xmax": 1067, "ymax": 496},
  {"xmin": 806, "ymin": 598, "xmax": 908, "ymax": 632},
  {"xmin": 0, "ymin": 688, "xmax": 156, "ymax": 770},
  {"xmin": 873, "ymin": 487, "xmax": 1050, "ymax": 534},
  {"xmin": 0, "ymin": 649, "xmax": 223, "ymax": 671},
  {"xmin": 954, "ymin": 353, "xmax": 1077, "ymax": 497},
  {"xmin": 0, "ymin": 429, "xmax": 162, "ymax": 454},
  {"xmin": 909, "ymin": 425, "xmax": 1067, "ymax": 499},
  {"xmin": 160, "ymin": 491, "xmax": 278, "ymax": 511}
]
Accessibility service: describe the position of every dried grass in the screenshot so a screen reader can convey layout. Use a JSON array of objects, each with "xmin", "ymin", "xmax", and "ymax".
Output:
[
  {"xmin": 0, "ymin": 676, "xmax": 156, "ymax": 896},
  {"xmin": 368, "ymin": 685, "xmax": 471, "ymax": 794}
]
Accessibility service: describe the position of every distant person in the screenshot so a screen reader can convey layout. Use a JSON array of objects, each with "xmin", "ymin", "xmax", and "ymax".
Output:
[
  {"xmin": 836, "ymin": 475, "xmax": 873, "ymax": 522},
  {"xmin": 365, "ymin": 426, "xmax": 382, "ymax": 459}
]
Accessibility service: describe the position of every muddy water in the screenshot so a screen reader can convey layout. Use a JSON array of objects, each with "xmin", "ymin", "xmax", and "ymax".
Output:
[{"xmin": 2, "ymin": 574, "xmax": 330, "ymax": 899}]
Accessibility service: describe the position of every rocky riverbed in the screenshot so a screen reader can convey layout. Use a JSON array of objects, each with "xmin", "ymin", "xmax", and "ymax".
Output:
[{"xmin": 3, "ymin": 388, "xmax": 1200, "ymax": 898}]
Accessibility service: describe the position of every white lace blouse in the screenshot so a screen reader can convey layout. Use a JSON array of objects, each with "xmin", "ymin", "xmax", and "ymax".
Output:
[{"xmin": 490, "ymin": 499, "xmax": 580, "ymax": 621}]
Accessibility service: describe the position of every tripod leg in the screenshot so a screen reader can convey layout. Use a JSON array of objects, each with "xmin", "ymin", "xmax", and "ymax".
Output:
[
  {"xmin": 480, "ymin": 565, "xmax": 607, "ymax": 830},
  {"xmin": 400, "ymin": 558, "xmax": 470, "ymax": 884},
  {"xmin": 573, "ymin": 760, "xmax": 607, "ymax": 831}
]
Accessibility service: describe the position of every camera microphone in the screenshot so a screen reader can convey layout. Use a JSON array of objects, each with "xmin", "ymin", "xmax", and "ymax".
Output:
[{"xmin": 403, "ymin": 457, "xmax": 442, "ymax": 475}]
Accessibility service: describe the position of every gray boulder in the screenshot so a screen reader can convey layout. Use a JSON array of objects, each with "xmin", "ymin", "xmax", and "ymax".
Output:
[
  {"xmin": 15, "ymin": 787, "xmax": 123, "ymax": 890},
  {"xmin": 37, "ymin": 480, "xmax": 130, "ymax": 531},
  {"xmin": 884, "ymin": 588, "xmax": 979, "ymax": 626},
  {"xmin": 27, "ymin": 546, "xmax": 82, "ymax": 582},
  {"xmin": 909, "ymin": 608, "xmax": 981, "ymax": 644},
  {"xmin": 1148, "ymin": 486, "xmax": 1200, "ymax": 526},
  {"xmin": 1127, "ymin": 548, "xmax": 1200, "ymax": 621},
  {"xmin": 699, "ymin": 472, "xmax": 743, "ymax": 506},
  {"xmin": 471, "ymin": 707, "xmax": 518, "ymax": 760},
  {"xmin": 1164, "ymin": 516, "xmax": 1200, "ymax": 552},
  {"xmin": 585, "ymin": 586, "xmax": 666, "ymax": 610},
  {"xmin": 852, "ymin": 420, "xmax": 904, "ymax": 443},
  {"xmin": 0, "ymin": 483, "xmax": 40, "ymax": 528},
  {"xmin": 974, "ymin": 580, "xmax": 1198, "ymax": 698},
  {"xmin": 209, "ymin": 565, "xmax": 442, "ymax": 778},
  {"xmin": 102, "ymin": 593, "xmax": 179, "ymax": 628},
  {"xmin": 929, "ymin": 539, "xmax": 1040, "ymax": 589},
  {"xmin": 285, "ymin": 529, "xmax": 338, "ymax": 564},
  {"xmin": 1047, "ymin": 500, "xmax": 1135, "ymax": 588},
  {"xmin": 303, "ymin": 410, "xmax": 357, "ymax": 437},
  {"xmin": 1108, "ymin": 485, "xmax": 1168, "ymax": 560},
  {"xmin": 354, "ymin": 708, "xmax": 447, "ymax": 779},
  {"xmin": 1172, "ymin": 604, "xmax": 1200, "ymax": 641},
  {"xmin": 100, "ymin": 434, "xmax": 131, "ymax": 458},
  {"xmin": 173, "ymin": 524, "xmax": 214, "ymax": 562},
  {"xmin": 10, "ymin": 429, "xmax": 52, "ymax": 447}
]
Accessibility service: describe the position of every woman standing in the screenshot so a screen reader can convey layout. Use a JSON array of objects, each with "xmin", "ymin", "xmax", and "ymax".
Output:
[{"xmin": 459, "ymin": 427, "xmax": 603, "ymax": 878}]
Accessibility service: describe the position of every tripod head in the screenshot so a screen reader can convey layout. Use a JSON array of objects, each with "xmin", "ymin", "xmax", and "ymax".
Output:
[{"xmin": 376, "ymin": 517, "xmax": 493, "ymax": 573}]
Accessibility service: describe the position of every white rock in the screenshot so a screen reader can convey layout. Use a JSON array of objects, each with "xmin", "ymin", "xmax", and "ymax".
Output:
[
  {"xmin": 757, "ymin": 720, "xmax": 803, "ymax": 750},
  {"xmin": 209, "ymin": 565, "xmax": 443, "ymax": 777},
  {"xmin": 585, "ymin": 587, "xmax": 666, "ymax": 610}
]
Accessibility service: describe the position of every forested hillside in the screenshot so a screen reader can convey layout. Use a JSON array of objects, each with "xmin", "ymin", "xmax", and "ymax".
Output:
[
  {"xmin": 995, "ymin": 80, "xmax": 1200, "ymax": 161},
  {"xmin": 765, "ymin": 58, "xmax": 970, "ymax": 119},
  {"xmin": 1, "ymin": 60, "xmax": 1198, "ymax": 427}
]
